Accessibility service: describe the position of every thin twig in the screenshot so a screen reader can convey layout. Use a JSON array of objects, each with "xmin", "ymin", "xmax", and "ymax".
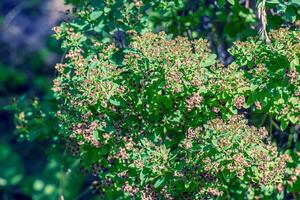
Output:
[
  {"xmin": 271, "ymin": 119, "xmax": 280, "ymax": 130},
  {"xmin": 74, "ymin": 185, "xmax": 93, "ymax": 200},
  {"xmin": 269, "ymin": 116, "xmax": 273, "ymax": 134},
  {"xmin": 259, "ymin": 113, "xmax": 268, "ymax": 127},
  {"xmin": 59, "ymin": 151, "xmax": 67, "ymax": 200}
]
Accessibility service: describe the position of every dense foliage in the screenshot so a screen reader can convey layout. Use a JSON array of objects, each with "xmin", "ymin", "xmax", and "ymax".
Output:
[
  {"xmin": 6, "ymin": 0, "xmax": 300, "ymax": 199},
  {"xmin": 229, "ymin": 28, "xmax": 300, "ymax": 130}
]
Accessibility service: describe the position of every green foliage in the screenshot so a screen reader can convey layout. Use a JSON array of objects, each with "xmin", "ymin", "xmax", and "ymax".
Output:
[
  {"xmin": 0, "ymin": 145, "xmax": 84, "ymax": 200},
  {"xmin": 48, "ymin": 17, "xmax": 296, "ymax": 198},
  {"xmin": 229, "ymin": 27, "xmax": 300, "ymax": 130},
  {"xmin": 0, "ymin": 143, "xmax": 24, "ymax": 187},
  {"xmin": 11, "ymin": 0, "xmax": 300, "ymax": 199},
  {"xmin": 13, "ymin": 95, "xmax": 59, "ymax": 141},
  {"xmin": 59, "ymin": 0, "xmax": 173, "ymax": 43},
  {"xmin": 0, "ymin": 65, "xmax": 27, "ymax": 94},
  {"xmin": 187, "ymin": 116, "xmax": 288, "ymax": 198},
  {"xmin": 21, "ymin": 155, "xmax": 84, "ymax": 200},
  {"xmin": 7, "ymin": 96, "xmax": 85, "ymax": 200},
  {"xmin": 61, "ymin": 0, "xmax": 258, "ymax": 46},
  {"xmin": 266, "ymin": 0, "xmax": 300, "ymax": 23}
]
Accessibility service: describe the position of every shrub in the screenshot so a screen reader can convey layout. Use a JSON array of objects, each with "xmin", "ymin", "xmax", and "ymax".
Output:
[
  {"xmin": 50, "ymin": 24, "xmax": 291, "ymax": 198},
  {"xmin": 13, "ymin": 1, "xmax": 300, "ymax": 199}
]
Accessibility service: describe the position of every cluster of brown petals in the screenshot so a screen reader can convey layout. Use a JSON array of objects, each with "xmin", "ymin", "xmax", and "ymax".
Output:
[
  {"xmin": 186, "ymin": 93, "xmax": 203, "ymax": 111},
  {"xmin": 233, "ymin": 96, "xmax": 245, "ymax": 109}
]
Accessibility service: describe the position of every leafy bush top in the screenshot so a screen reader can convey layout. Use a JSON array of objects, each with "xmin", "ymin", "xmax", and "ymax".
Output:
[
  {"xmin": 229, "ymin": 27, "xmax": 300, "ymax": 129},
  {"xmin": 49, "ymin": 23, "xmax": 292, "ymax": 198},
  {"xmin": 9, "ymin": 1, "xmax": 300, "ymax": 199}
]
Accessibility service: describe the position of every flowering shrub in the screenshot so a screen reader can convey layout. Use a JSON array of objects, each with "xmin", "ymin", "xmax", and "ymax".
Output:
[
  {"xmin": 229, "ymin": 27, "xmax": 300, "ymax": 130},
  {"xmin": 12, "ymin": 1, "xmax": 300, "ymax": 199},
  {"xmin": 46, "ymin": 18, "xmax": 294, "ymax": 198}
]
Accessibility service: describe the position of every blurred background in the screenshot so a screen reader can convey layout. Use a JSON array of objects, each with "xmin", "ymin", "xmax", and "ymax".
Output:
[
  {"xmin": 0, "ymin": 0, "xmax": 91, "ymax": 199},
  {"xmin": 0, "ymin": 0, "xmax": 299, "ymax": 199}
]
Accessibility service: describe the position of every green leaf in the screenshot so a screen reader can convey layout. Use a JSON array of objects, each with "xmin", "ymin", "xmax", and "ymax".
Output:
[
  {"xmin": 291, "ymin": 56, "xmax": 299, "ymax": 68},
  {"xmin": 280, "ymin": 120, "xmax": 289, "ymax": 130},
  {"xmin": 109, "ymin": 99, "xmax": 120, "ymax": 106},
  {"xmin": 154, "ymin": 177, "xmax": 165, "ymax": 188},
  {"xmin": 90, "ymin": 11, "xmax": 103, "ymax": 21},
  {"xmin": 285, "ymin": 6, "xmax": 297, "ymax": 23},
  {"xmin": 289, "ymin": 115, "xmax": 298, "ymax": 124},
  {"xmin": 104, "ymin": 7, "xmax": 111, "ymax": 13},
  {"xmin": 217, "ymin": 0, "xmax": 226, "ymax": 7},
  {"xmin": 184, "ymin": 181, "xmax": 190, "ymax": 189},
  {"xmin": 227, "ymin": 0, "xmax": 235, "ymax": 5},
  {"xmin": 291, "ymin": 0, "xmax": 300, "ymax": 6},
  {"xmin": 266, "ymin": 0, "xmax": 280, "ymax": 4},
  {"xmin": 199, "ymin": 86, "xmax": 208, "ymax": 93},
  {"xmin": 200, "ymin": 54, "xmax": 217, "ymax": 67},
  {"xmin": 140, "ymin": 171, "xmax": 146, "ymax": 185},
  {"xmin": 94, "ymin": 21, "xmax": 105, "ymax": 33}
]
